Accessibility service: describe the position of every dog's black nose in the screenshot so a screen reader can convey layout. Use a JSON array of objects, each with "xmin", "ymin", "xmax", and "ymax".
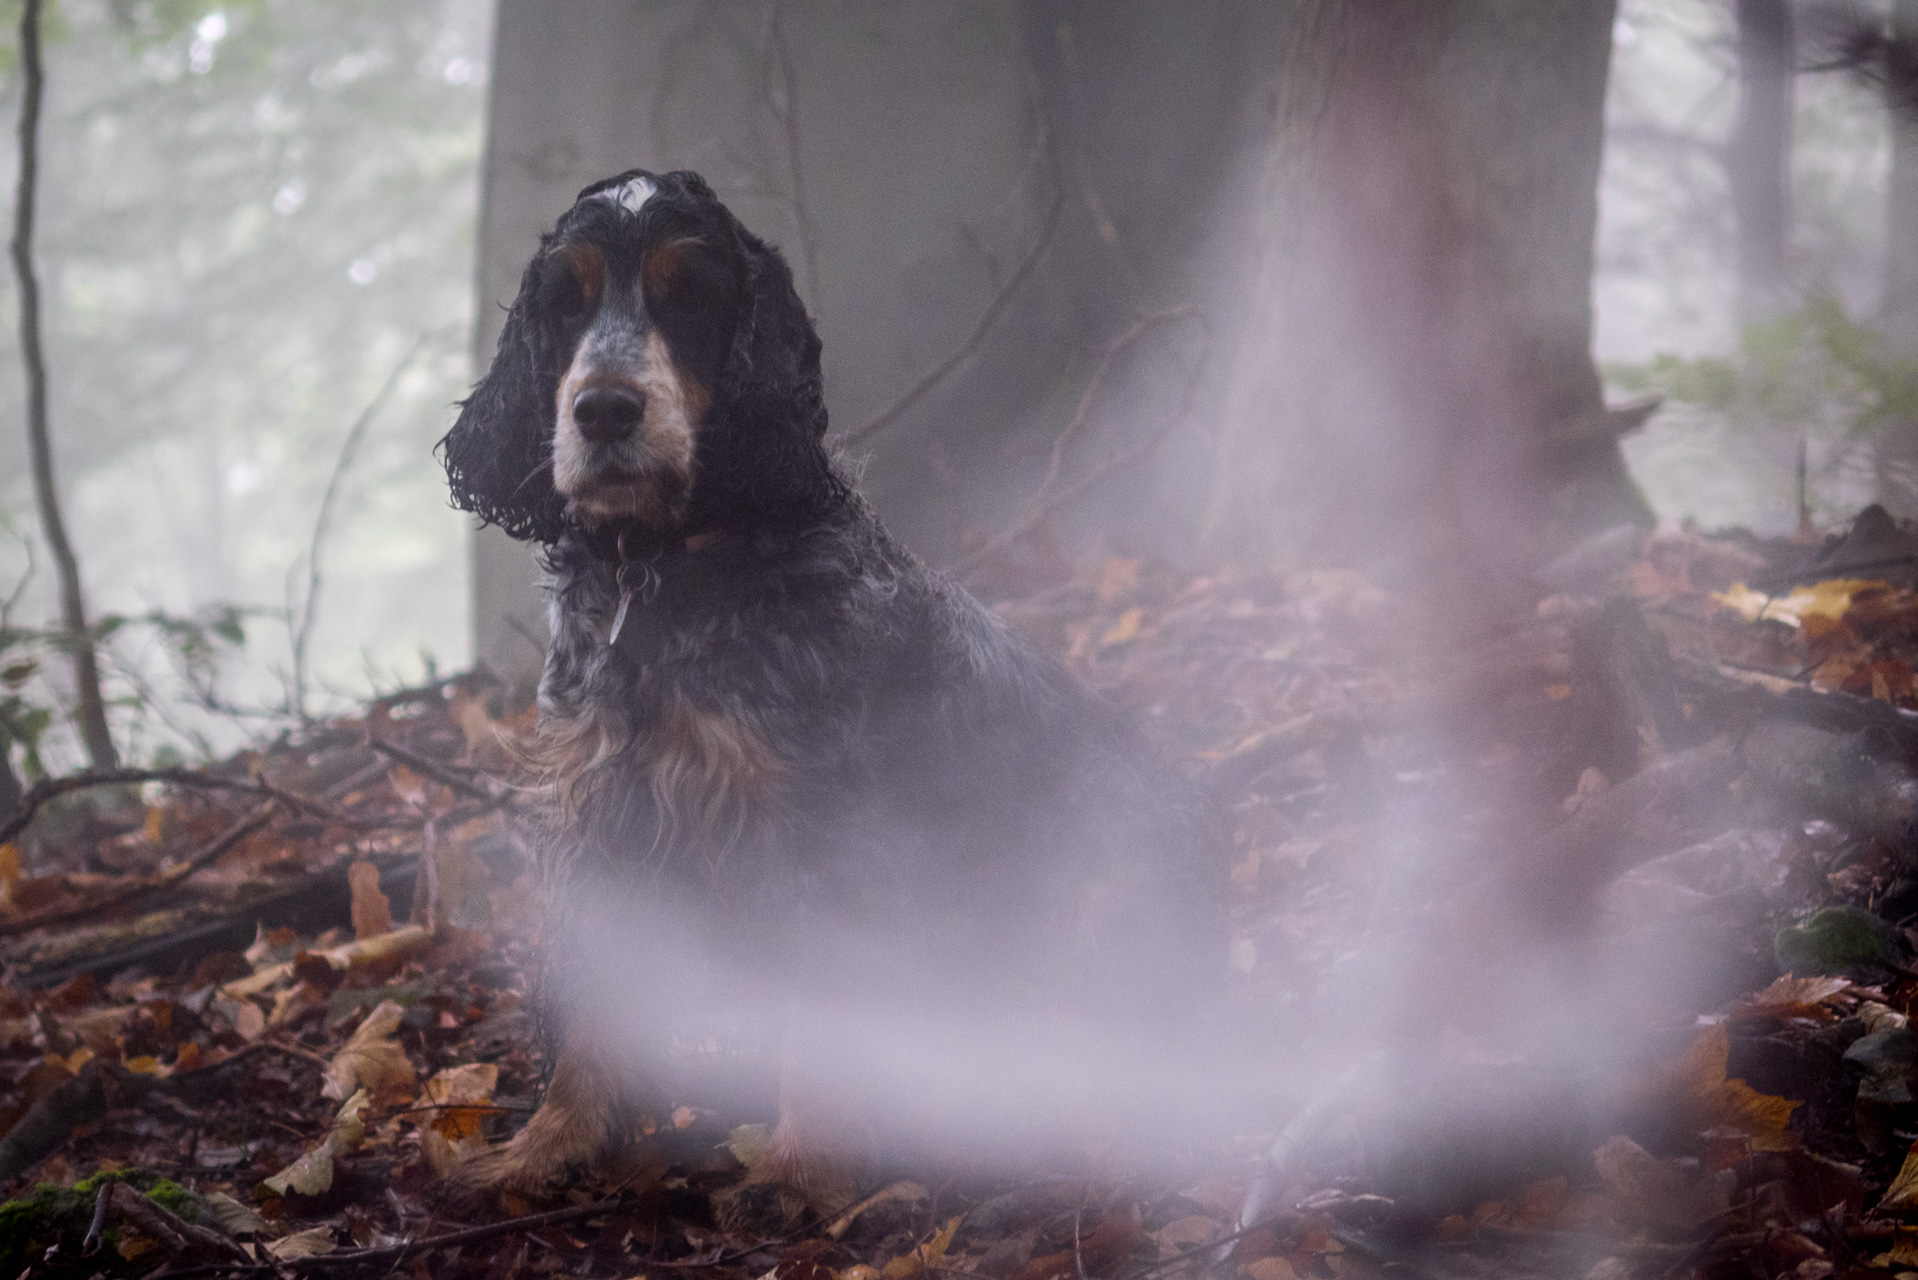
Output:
[{"xmin": 572, "ymin": 386, "xmax": 649, "ymax": 442}]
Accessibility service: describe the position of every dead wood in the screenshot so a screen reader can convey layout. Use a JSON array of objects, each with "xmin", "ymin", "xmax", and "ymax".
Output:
[
  {"xmin": 1739, "ymin": 719, "xmax": 1918, "ymax": 856},
  {"xmin": 1673, "ymin": 655, "xmax": 1918, "ymax": 752},
  {"xmin": 0, "ymin": 1059, "xmax": 115, "ymax": 1183},
  {"xmin": 92, "ymin": 1178, "xmax": 248, "ymax": 1264},
  {"xmin": 1513, "ymin": 739, "xmax": 1750, "ymax": 922},
  {"xmin": 1564, "ymin": 596, "xmax": 1688, "ymax": 782}
]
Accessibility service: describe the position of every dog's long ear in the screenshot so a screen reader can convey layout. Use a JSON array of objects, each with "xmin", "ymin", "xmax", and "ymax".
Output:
[
  {"xmin": 693, "ymin": 222, "xmax": 846, "ymax": 531},
  {"xmin": 437, "ymin": 258, "xmax": 568, "ymax": 543}
]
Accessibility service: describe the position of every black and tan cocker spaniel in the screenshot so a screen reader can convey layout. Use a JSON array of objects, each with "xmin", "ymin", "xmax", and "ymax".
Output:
[{"xmin": 439, "ymin": 169, "xmax": 1223, "ymax": 1209}]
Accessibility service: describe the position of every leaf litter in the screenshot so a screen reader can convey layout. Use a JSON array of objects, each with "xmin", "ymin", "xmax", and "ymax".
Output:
[{"xmin": 12, "ymin": 511, "xmax": 1918, "ymax": 1275}]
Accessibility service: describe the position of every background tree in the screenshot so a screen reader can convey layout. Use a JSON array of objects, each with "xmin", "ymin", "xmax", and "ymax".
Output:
[{"xmin": 1205, "ymin": 0, "xmax": 1647, "ymax": 579}]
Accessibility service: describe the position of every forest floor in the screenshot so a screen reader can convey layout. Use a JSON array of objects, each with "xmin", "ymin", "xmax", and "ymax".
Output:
[{"xmin": 8, "ymin": 509, "xmax": 1918, "ymax": 1279}]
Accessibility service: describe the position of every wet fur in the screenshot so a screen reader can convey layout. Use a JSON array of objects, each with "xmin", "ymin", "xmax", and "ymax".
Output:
[{"xmin": 439, "ymin": 170, "xmax": 1223, "ymax": 1200}]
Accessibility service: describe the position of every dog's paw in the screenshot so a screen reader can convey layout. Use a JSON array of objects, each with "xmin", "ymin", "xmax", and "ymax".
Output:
[{"xmin": 715, "ymin": 1132, "xmax": 861, "ymax": 1233}]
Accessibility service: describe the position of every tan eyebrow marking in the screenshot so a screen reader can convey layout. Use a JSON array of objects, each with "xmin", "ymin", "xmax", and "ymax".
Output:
[
  {"xmin": 642, "ymin": 238, "xmax": 701, "ymax": 297},
  {"xmin": 560, "ymin": 242, "xmax": 605, "ymax": 305}
]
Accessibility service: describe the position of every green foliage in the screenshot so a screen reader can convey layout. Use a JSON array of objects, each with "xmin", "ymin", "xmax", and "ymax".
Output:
[
  {"xmin": 0, "ymin": 1169, "xmax": 201, "ymax": 1278},
  {"xmin": 1606, "ymin": 293, "xmax": 1918, "ymax": 443},
  {"xmin": 0, "ymin": 590, "xmax": 256, "ymax": 778}
]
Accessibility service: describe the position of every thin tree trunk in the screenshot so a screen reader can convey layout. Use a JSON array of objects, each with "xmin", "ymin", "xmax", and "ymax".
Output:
[
  {"xmin": 1731, "ymin": 0, "xmax": 1794, "ymax": 327},
  {"xmin": 1887, "ymin": 0, "xmax": 1918, "ymax": 355},
  {"xmin": 11, "ymin": 0, "xmax": 117, "ymax": 770},
  {"xmin": 1205, "ymin": 0, "xmax": 1647, "ymax": 574}
]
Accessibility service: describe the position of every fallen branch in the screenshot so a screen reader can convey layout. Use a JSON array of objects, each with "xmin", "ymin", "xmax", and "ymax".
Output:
[
  {"xmin": 0, "ymin": 766, "xmax": 281, "ymax": 849},
  {"xmin": 367, "ymin": 735, "xmax": 518, "ymax": 810},
  {"xmin": 159, "ymin": 1198, "xmax": 627, "ymax": 1276},
  {"xmin": 88, "ymin": 1179, "xmax": 249, "ymax": 1265}
]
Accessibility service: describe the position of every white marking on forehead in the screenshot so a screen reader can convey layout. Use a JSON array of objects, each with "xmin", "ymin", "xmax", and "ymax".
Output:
[{"xmin": 592, "ymin": 175, "xmax": 657, "ymax": 214}]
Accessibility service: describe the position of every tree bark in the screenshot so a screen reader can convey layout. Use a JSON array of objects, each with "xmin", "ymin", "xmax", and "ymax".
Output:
[
  {"xmin": 10, "ymin": 0, "xmax": 117, "ymax": 769},
  {"xmin": 1731, "ymin": 0, "xmax": 1794, "ymax": 327},
  {"xmin": 1205, "ymin": 0, "xmax": 1650, "ymax": 575}
]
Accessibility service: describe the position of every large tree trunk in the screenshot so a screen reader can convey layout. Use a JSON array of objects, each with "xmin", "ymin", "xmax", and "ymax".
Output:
[
  {"xmin": 1205, "ymin": 0, "xmax": 1649, "ymax": 577},
  {"xmin": 1731, "ymin": 0, "xmax": 1794, "ymax": 327}
]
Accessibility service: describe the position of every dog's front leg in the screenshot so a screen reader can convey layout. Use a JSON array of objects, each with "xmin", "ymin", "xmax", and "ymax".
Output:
[{"xmin": 456, "ymin": 1026, "xmax": 623, "ymax": 1194}]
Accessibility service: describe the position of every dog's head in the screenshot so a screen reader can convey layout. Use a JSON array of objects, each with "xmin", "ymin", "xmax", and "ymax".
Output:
[{"xmin": 440, "ymin": 169, "xmax": 839, "ymax": 545}]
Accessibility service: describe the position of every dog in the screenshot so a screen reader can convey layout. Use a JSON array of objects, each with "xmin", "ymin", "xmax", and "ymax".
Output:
[{"xmin": 439, "ymin": 169, "xmax": 1224, "ymax": 1208}]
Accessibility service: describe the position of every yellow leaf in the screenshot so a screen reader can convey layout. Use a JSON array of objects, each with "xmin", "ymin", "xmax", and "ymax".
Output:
[
  {"xmin": 1667, "ymin": 1025, "xmax": 1799, "ymax": 1150},
  {"xmin": 1713, "ymin": 578, "xmax": 1886, "ymax": 628},
  {"xmin": 882, "ymin": 1217, "xmax": 962, "ymax": 1280},
  {"xmin": 1099, "ymin": 608, "xmax": 1144, "ymax": 648},
  {"xmin": 1884, "ymin": 1146, "xmax": 1918, "ymax": 1210},
  {"xmin": 123, "ymin": 1055, "xmax": 160, "ymax": 1076}
]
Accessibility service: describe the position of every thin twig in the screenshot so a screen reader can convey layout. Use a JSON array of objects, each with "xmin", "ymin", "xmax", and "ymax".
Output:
[
  {"xmin": 951, "ymin": 307, "xmax": 1210, "ymax": 578},
  {"xmin": 764, "ymin": 0, "xmax": 820, "ymax": 307},
  {"xmin": 291, "ymin": 332, "xmax": 439, "ymax": 721},
  {"xmin": 366, "ymin": 735, "xmax": 517, "ymax": 810},
  {"xmin": 11, "ymin": 0, "xmax": 116, "ymax": 769},
  {"xmin": 840, "ymin": 184, "xmax": 1066, "ymax": 448},
  {"xmin": 163, "ymin": 1198, "xmax": 627, "ymax": 1275}
]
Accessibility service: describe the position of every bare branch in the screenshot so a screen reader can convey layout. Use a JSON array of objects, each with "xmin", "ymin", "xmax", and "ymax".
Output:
[
  {"xmin": 11, "ymin": 0, "xmax": 117, "ymax": 769},
  {"xmin": 291, "ymin": 331, "xmax": 439, "ymax": 721},
  {"xmin": 951, "ymin": 307, "xmax": 1211, "ymax": 579},
  {"xmin": 840, "ymin": 185, "xmax": 1065, "ymax": 448}
]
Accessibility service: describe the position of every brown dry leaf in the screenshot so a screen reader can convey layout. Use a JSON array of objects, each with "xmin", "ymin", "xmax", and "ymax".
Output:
[
  {"xmin": 1240, "ymin": 1261, "xmax": 1298, "ymax": 1280},
  {"xmin": 1733, "ymin": 976, "xmax": 1855, "ymax": 1025},
  {"xmin": 881, "ymin": 1215, "xmax": 962, "ymax": 1280},
  {"xmin": 1669, "ymin": 1024, "xmax": 1799, "ymax": 1150},
  {"xmin": 348, "ymin": 861, "xmax": 393, "ymax": 940},
  {"xmin": 322, "ymin": 1000, "xmax": 415, "ymax": 1104},
  {"xmin": 1095, "ymin": 558, "xmax": 1142, "ymax": 603},
  {"xmin": 1153, "ymin": 1215, "xmax": 1219, "ymax": 1253},
  {"xmin": 264, "ymin": 1227, "xmax": 340, "ymax": 1260},
  {"xmin": 387, "ymin": 763, "xmax": 428, "ymax": 808},
  {"xmin": 0, "ymin": 843, "xmax": 18, "ymax": 908},
  {"xmin": 1593, "ymin": 1134, "xmax": 1733, "ymax": 1229},
  {"xmin": 412, "ymin": 1062, "xmax": 499, "ymax": 1174}
]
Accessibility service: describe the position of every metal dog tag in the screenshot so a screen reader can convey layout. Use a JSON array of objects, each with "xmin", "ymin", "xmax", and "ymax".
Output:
[{"xmin": 607, "ymin": 588, "xmax": 634, "ymax": 647}]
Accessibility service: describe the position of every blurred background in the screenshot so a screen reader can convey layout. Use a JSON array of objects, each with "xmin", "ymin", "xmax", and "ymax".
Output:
[{"xmin": 0, "ymin": 0, "xmax": 1912, "ymax": 772}]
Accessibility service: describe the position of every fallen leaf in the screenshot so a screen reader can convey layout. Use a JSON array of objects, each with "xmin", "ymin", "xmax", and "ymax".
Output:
[
  {"xmin": 411, "ymin": 1061, "xmax": 499, "ymax": 1177},
  {"xmin": 1593, "ymin": 1134, "xmax": 1733, "ymax": 1228},
  {"xmin": 322, "ymin": 1000, "xmax": 415, "ymax": 1104},
  {"xmin": 348, "ymin": 861, "xmax": 393, "ymax": 940},
  {"xmin": 1240, "ymin": 1260, "xmax": 1297, "ymax": 1280},
  {"xmin": 1100, "ymin": 608, "xmax": 1144, "ymax": 648},
  {"xmin": 264, "ymin": 1227, "xmax": 339, "ymax": 1259},
  {"xmin": 1667, "ymin": 1024, "xmax": 1799, "ymax": 1149},
  {"xmin": 263, "ymin": 1089, "xmax": 369, "ymax": 1197}
]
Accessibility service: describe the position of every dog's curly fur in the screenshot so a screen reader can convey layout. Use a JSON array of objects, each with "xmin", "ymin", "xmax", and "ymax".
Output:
[{"xmin": 439, "ymin": 170, "xmax": 1223, "ymax": 1202}]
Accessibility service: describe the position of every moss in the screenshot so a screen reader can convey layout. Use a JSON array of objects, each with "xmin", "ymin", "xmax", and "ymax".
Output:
[{"xmin": 0, "ymin": 1169, "xmax": 206, "ymax": 1278}]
